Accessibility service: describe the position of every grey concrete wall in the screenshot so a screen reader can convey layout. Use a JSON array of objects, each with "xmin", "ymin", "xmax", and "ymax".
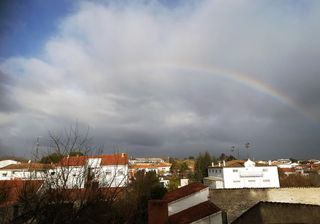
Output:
[
  {"xmin": 209, "ymin": 188, "xmax": 320, "ymax": 223},
  {"xmin": 232, "ymin": 202, "xmax": 320, "ymax": 224}
]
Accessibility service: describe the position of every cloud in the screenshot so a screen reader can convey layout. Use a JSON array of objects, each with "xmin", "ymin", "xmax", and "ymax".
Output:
[{"xmin": 1, "ymin": 0, "xmax": 320, "ymax": 159}]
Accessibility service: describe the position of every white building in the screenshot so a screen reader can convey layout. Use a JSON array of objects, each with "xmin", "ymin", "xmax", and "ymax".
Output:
[
  {"xmin": 204, "ymin": 159, "xmax": 280, "ymax": 189},
  {"xmin": 0, "ymin": 163, "xmax": 53, "ymax": 180},
  {"xmin": 130, "ymin": 157, "xmax": 165, "ymax": 164},
  {"xmin": 0, "ymin": 160, "xmax": 21, "ymax": 169},
  {"xmin": 148, "ymin": 183, "xmax": 224, "ymax": 224},
  {"xmin": 129, "ymin": 162, "xmax": 172, "ymax": 178},
  {"xmin": 0, "ymin": 153, "xmax": 129, "ymax": 189},
  {"xmin": 53, "ymin": 153, "xmax": 129, "ymax": 188}
]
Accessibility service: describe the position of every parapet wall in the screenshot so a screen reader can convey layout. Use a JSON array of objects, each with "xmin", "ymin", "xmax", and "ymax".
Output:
[{"xmin": 209, "ymin": 188, "xmax": 320, "ymax": 223}]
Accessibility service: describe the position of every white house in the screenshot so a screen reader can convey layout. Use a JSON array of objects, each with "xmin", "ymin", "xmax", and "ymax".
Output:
[
  {"xmin": 54, "ymin": 153, "xmax": 129, "ymax": 189},
  {"xmin": 0, "ymin": 163, "xmax": 53, "ymax": 180},
  {"xmin": 204, "ymin": 159, "xmax": 280, "ymax": 189},
  {"xmin": 129, "ymin": 162, "xmax": 172, "ymax": 178},
  {"xmin": 0, "ymin": 153, "xmax": 129, "ymax": 189},
  {"xmin": 148, "ymin": 183, "xmax": 224, "ymax": 224},
  {"xmin": 0, "ymin": 160, "xmax": 21, "ymax": 169}
]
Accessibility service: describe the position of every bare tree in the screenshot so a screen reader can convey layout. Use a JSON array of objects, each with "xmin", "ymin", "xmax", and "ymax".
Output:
[{"xmin": 7, "ymin": 125, "xmax": 129, "ymax": 224}]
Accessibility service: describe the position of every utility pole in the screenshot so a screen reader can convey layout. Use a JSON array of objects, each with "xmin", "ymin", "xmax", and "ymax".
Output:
[
  {"xmin": 245, "ymin": 142, "xmax": 250, "ymax": 159},
  {"xmin": 231, "ymin": 146, "xmax": 235, "ymax": 158}
]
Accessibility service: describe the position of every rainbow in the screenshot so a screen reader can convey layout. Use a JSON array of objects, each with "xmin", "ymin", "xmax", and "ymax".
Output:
[{"xmin": 121, "ymin": 62, "xmax": 313, "ymax": 121}]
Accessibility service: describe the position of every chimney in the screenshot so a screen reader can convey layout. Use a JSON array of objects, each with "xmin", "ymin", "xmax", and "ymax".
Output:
[
  {"xmin": 121, "ymin": 153, "xmax": 125, "ymax": 158},
  {"xmin": 218, "ymin": 162, "xmax": 221, "ymax": 167},
  {"xmin": 211, "ymin": 162, "xmax": 214, "ymax": 167},
  {"xmin": 28, "ymin": 160, "xmax": 31, "ymax": 164},
  {"xmin": 223, "ymin": 160, "xmax": 226, "ymax": 166},
  {"xmin": 268, "ymin": 160, "xmax": 272, "ymax": 166},
  {"xmin": 148, "ymin": 200, "xmax": 168, "ymax": 224}
]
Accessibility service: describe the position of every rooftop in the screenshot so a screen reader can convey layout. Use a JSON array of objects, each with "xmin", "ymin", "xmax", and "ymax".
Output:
[
  {"xmin": 58, "ymin": 153, "xmax": 128, "ymax": 167},
  {"xmin": 0, "ymin": 180, "xmax": 43, "ymax": 207},
  {"xmin": 168, "ymin": 201, "xmax": 221, "ymax": 224},
  {"xmin": 1, "ymin": 163, "xmax": 54, "ymax": 170},
  {"xmin": 163, "ymin": 182, "xmax": 207, "ymax": 203},
  {"xmin": 209, "ymin": 159, "xmax": 275, "ymax": 168}
]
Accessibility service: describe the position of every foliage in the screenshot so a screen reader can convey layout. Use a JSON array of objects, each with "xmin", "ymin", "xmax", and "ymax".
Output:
[
  {"xmin": 40, "ymin": 152, "xmax": 63, "ymax": 164},
  {"xmin": 168, "ymin": 176, "xmax": 179, "ymax": 191},
  {"xmin": 115, "ymin": 170, "xmax": 167, "ymax": 224},
  {"xmin": 279, "ymin": 170, "xmax": 317, "ymax": 187},
  {"xmin": 289, "ymin": 158, "xmax": 298, "ymax": 163},
  {"xmin": 68, "ymin": 151, "xmax": 84, "ymax": 157},
  {"xmin": 218, "ymin": 153, "xmax": 235, "ymax": 161},
  {"xmin": 194, "ymin": 151, "xmax": 214, "ymax": 182}
]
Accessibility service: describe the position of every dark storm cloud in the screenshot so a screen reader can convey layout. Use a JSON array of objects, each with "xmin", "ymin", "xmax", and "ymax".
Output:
[
  {"xmin": 0, "ymin": 70, "xmax": 20, "ymax": 112},
  {"xmin": 1, "ymin": 0, "xmax": 320, "ymax": 159}
]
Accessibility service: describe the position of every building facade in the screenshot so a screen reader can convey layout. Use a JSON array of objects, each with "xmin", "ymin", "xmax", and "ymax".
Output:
[
  {"xmin": 0, "ymin": 153, "xmax": 129, "ymax": 189},
  {"xmin": 205, "ymin": 159, "xmax": 280, "ymax": 189}
]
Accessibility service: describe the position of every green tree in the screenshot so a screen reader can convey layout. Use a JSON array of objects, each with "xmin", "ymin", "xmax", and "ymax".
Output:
[
  {"xmin": 69, "ymin": 151, "xmax": 84, "ymax": 156},
  {"xmin": 168, "ymin": 176, "xmax": 180, "ymax": 191},
  {"xmin": 117, "ymin": 170, "xmax": 167, "ymax": 224},
  {"xmin": 39, "ymin": 152, "xmax": 63, "ymax": 164},
  {"xmin": 194, "ymin": 151, "xmax": 213, "ymax": 182},
  {"xmin": 179, "ymin": 162, "xmax": 189, "ymax": 177}
]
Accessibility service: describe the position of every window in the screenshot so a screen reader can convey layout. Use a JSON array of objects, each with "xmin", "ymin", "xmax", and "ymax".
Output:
[
  {"xmin": 233, "ymin": 169, "xmax": 238, "ymax": 173},
  {"xmin": 50, "ymin": 172, "xmax": 56, "ymax": 176},
  {"xmin": 248, "ymin": 180, "xmax": 255, "ymax": 182},
  {"xmin": 233, "ymin": 180, "xmax": 240, "ymax": 183},
  {"xmin": 219, "ymin": 170, "xmax": 221, "ymax": 173},
  {"xmin": 263, "ymin": 168, "xmax": 268, "ymax": 172},
  {"xmin": 106, "ymin": 170, "xmax": 112, "ymax": 176},
  {"xmin": 2, "ymin": 173, "xmax": 7, "ymax": 177},
  {"xmin": 118, "ymin": 169, "xmax": 124, "ymax": 176},
  {"xmin": 263, "ymin": 179, "xmax": 270, "ymax": 182}
]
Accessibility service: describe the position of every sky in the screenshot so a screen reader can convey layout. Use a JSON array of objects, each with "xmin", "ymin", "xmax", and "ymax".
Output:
[{"xmin": 0, "ymin": 0, "xmax": 320, "ymax": 160}]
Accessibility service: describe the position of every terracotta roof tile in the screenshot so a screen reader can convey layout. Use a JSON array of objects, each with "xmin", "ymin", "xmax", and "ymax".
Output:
[
  {"xmin": 163, "ymin": 182, "xmax": 207, "ymax": 203},
  {"xmin": 0, "ymin": 180, "xmax": 43, "ymax": 207},
  {"xmin": 168, "ymin": 201, "xmax": 221, "ymax": 224},
  {"xmin": 58, "ymin": 153, "xmax": 128, "ymax": 167},
  {"xmin": 279, "ymin": 167, "xmax": 295, "ymax": 172},
  {"xmin": 130, "ymin": 162, "xmax": 171, "ymax": 169},
  {"xmin": 1, "ymin": 163, "xmax": 54, "ymax": 170}
]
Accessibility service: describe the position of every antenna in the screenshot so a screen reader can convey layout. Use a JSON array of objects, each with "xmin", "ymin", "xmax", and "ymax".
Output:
[
  {"xmin": 231, "ymin": 146, "xmax": 235, "ymax": 159},
  {"xmin": 245, "ymin": 142, "xmax": 250, "ymax": 159},
  {"xmin": 34, "ymin": 136, "xmax": 42, "ymax": 161}
]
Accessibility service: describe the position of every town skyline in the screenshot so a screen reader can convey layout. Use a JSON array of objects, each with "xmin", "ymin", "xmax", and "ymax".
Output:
[{"xmin": 1, "ymin": 0, "xmax": 320, "ymax": 159}]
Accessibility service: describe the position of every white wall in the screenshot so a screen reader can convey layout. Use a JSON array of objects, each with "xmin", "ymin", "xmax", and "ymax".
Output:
[
  {"xmin": 168, "ymin": 188, "xmax": 209, "ymax": 215},
  {"xmin": 191, "ymin": 211, "xmax": 223, "ymax": 224},
  {"xmin": 0, "ymin": 169, "xmax": 45, "ymax": 180},
  {"xmin": 0, "ymin": 160, "xmax": 20, "ymax": 169},
  {"xmin": 99, "ymin": 164, "xmax": 128, "ymax": 187},
  {"xmin": 52, "ymin": 164, "xmax": 129, "ymax": 188},
  {"xmin": 0, "ymin": 162, "xmax": 129, "ymax": 189},
  {"xmin": 223, "ymin": 166, "xmax": 280, "ymax": 188},
  {"xmin": 208, "ymin": 168, "xmax": 223, "ymax": 178}
]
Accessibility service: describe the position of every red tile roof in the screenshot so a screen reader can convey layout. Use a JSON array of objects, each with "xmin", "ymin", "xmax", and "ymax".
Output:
[
  {"xmin": 168, "ymin": 201, "xmax": 221, "ymax": 224},
  {"xmin": 100, "ymin": 154, "xmax": 128, "ymax": 166},
  {"xmin": 279, "ymin": 167, "xmax": 295, "ymax": 173},
  {"xmin": 0, "ymin": 180, "xmax": 43, "ymax": 207},
  {"xmin": 58, "ymin": 153, "xmax": 128, "ymax": 167},
  {"xmin": 163, "ymin": 182, "xmax": 207, "ymax": 203},
  {"xmin": 130, "ymin": 162, "xmax": 171, "ymax": 170},
  {"xmin": 1, "ymin": 163, "xmax": 54, "ymax": 170}
]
